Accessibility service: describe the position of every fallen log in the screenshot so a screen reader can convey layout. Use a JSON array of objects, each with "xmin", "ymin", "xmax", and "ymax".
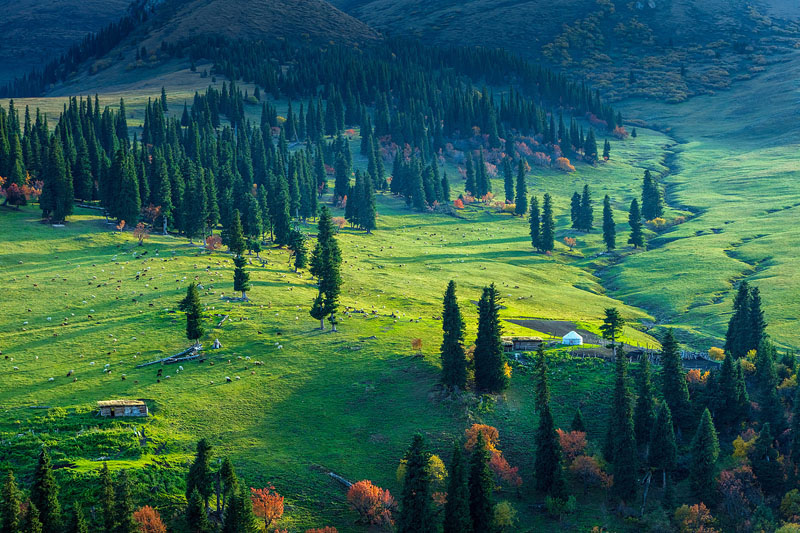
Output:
[{"xmin": 135, "ymin": 344, "xmax": 202, "ymax": 368}]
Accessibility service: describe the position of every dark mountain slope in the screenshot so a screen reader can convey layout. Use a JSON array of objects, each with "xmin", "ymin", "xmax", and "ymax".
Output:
[
  {"xmin": 331, "ymin": 0, "xmax": 800, "ymax": 101},
  {"xmin": 0, "ymin": 0, "xmax": 131, "ymax": 85}
]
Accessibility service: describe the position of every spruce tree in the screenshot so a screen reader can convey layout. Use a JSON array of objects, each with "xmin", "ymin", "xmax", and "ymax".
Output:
[
  {"xmin": 747, "ymin": 286, "xmax": 767, "ymax": 354},
  {"xmin": 464, "ymin": 153, "xmax": 476, "ymax": 196},
  {"xmin": 473, "ymin": 284, "xmax": 508, "ymax": 393},
  {"xmin": 288, "ymin": 230, "xmax": 308, "ymax": 272},
  {"xmin": 529, "ymin": 196, "xmax": 541, "ymax": 252},
  {"xmin": 502, "ymin": 158, "xmax": 514, "ymax": 204},
  {"xmin": 443, "ymin": 443, "xmax": 471, "ymax": 533},
  {"xmin": 571, "ymin": 408, "xmax": 586, "ymax": 433},
  {"xmin": 792, "ymin": 386, "xmax": 800, "ymax": 467},
  {"xmin": 42, "ymin": 136, "xmax": 74, "ymax": 223},
  {"xmin": 755, "ymin": 341, "xmax": 785, "ymax": 433},
  {"xmin": 441, "ymin": 281, "xmax": 467, "ymax": 390},
  {"xmin": 99, "ymin": 462, "xmax": 114, "ymax": 533},
  {"xmin": 641, "ymin": 170, "xmax": 663, "ymax": 221},
  {"xmin": 751, "ymin": 423, "xmax": 783, "ymax": 496},
  {"xmin": 398, "ymin": 434, "xmax": 434, "ymax": 533},
  {"xmin": 660, "ymin": 329, "xmax": 692, "ymax": 435},
  {"xmin": 30, "ymin": 449, "xmax": 60, "ymax": 533},
  {"xmin": 602, "ymin": 195, "xmax": 615, "ymax": 251},
  {"xmin": 603, "ymin": 139, "xmax": 611, "ymax": 160},
  {"xmin": 570, "ymin": 192, "xmax": 581, "ymax": 229},
  {"xmin": 186, "ymin": 488, "xmax": 210, "ymax": 533},
  {"xmin": 116, "ymin": 150, "xmax": 140, "ymax": 225},
  {"xmin": 24, "ymin": 503, "xmax": 42, "ymax": 533},
  {"xmin": 724, "ymin": 281, "xmax": 751, "ymax": 358},
  {"xmin": 181, "ymin": 283, "xmax": 204, "ymax": 344},
  {"xmin": 514, "ymin": 159, "xmax": 527, "ymax": 216},
  {"xmin": 186, "ymin": 439, "xmax": 213, "ymax": 510},
  {"xmin": 222, "ymin": 484, "xmax": 257, "ymax": 533},
  {"xmin": 689, "ymin": 409, "xmax": 719, "ymax": 504},
  {"xmin": 628, "ymin": 199, "xmax": 644, "ymax": 248},
  {"xmin": 541, "ymin": 193, "xmax": 555, "ymax": 253},
  {"xmin": 309, "ymin": 206, "xmax": 342, "ymax": 330},
  {"xmin": 70, "ymin": 506, "xmax": 88, "ymax": 533},
  {"xmin": 714, "ymin": 353, "xmax": 748, "ymax": 431},
  {"xmin": 1, "ymin": 471, "xmax": 21, "ymax": 533},
  {"xmin": 649, "ymin": 403, "xmax": 677, "ymax": 489},
  {"xmin": 233, "ymin": 256, "xmax": 250, "ymax": 300},
  {"xmin": 579, "ymin": 184, "xmax": 593, "ymax": 231},
  {"xmin": 227, "ymin": 210, "xmax": 246, "ymax": 256},
  {"xmin": 112, "ymin": 470, "xmax": 137, "ymax": 533},
  {"xmin": 584, "ymin": 128, "xmax": 598, "ymax": 163},
  {"xmin": 633, "ymin": 355, "xmax": 656, "ymax": 449},
  {"xmin": 533, "ymin": 348, "xmax": 568, "ymax": 498},
  {"xmin": 468, "ymin": 433, "xmax": 493, "ymax": 533},
  {"xmin": 610, "ymin": 351, "xmax": 638, "ymax": 502},
  {"xmin": 600, "ymin": 307, "xmax": 625, "ymax": 353}
]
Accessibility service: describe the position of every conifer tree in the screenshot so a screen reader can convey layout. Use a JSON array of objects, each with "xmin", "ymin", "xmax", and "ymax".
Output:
[
  {"xmin": 99, "ymin": 462, "xmax": 114, "ymax": 533},
  {"xmin": 514, "ymin": 160, "xmax": 527, "ymax": 216},
  {"xmin": 186, "ymin": 439, "xmax": 213, "ymax": 510},
  {"xmin": 288, "ymin": 230, "xmax": 307, "ymax": 272},
  {"xmin": 714, "ymin": 353, "xmax": 748, "ymax": 431},
  {"xmin": 540, "ymin": 193, "xmax": 555, "ymax": 253},
  {"xmin": 579, "ymin": 184, "xmax": 593, "ymax": 231},
  {"xmin": 464, "ymin": 153, "xmax": 476, "ymax": 196},
  {"xmin": 24, "ymin": 503, "xmax": 42, "ymax": 533},
  {"xmin": 30, "ymin": 449, "xmax": 60, "ymax": 533},
  {"xmin": 473, "ymin": 284, "xmax": 508, "ymax": 393},
  {"xmin": 502, "ymin": 158, "xmax": 514, "ymax": 204},
  {"xmin": 584, "ymin": 128, "xmax": 598, "ymax": 163},
  {"xmin": 603, "ymin": 139, "xmax": 611, "ymax": 160},
  {"xmin": 660, "ymin": 329, "xmax": 692, "ymax": 435},
  {"xmin": 755, "ymin": 341, "xmax": 785, "ymax": 433},
  {"xmin": 533, "ymin": 348, "xmax": 568, "ymax": 498},
  {"xmin": 751, "ymin": 423, "xmax": 783, "ymax": 496},
  {"xmin": 181, "ymin": 283, "xmax": 204, "ymax": 344},
  {"xmin": 222, "ymin": 484, "xmax": 257, "ymax": 533},
  {"xmin": 1, "ymin": 471, "xmax": 21, "ymax": 533},
  {"xmin": 41, "ymin": 136, "xmax": 74, "ymax": 223},
  {"xmin": 468, "ymin": 433, "xmax": 493, "ymax": 533},
  {"xmin": 441, "ymin": 281, "xmax": 467, "ymax": 390},
  {"xmin": 628, "ymin": 199, "xmax": 644, "ymax": 248},
  {"xmin": 398, "ymin": 434, "xmax": 434, "ymax": 533},
  {"xmin": 186, "ymin": 488, "xmax": 210, "ymax": 533},
  {"xmin": 571, "ymin": 408, "xmax": 586, "ymax": 433},
  {"xmin": 227, "ymin": 210, "xmax": 246, "ymax": 256},
  {"xmin": 443, "ymin": 443, "xmax": 471, "ymax": 533},
  {"xmin": 649, "ymin": 403, "xmax": 677, "ymax": 489},
  {"xmin": 792, "ymin": 387, "xmax": 800, "ymax": 467},
  {"xmin": 602, "ymin": 195, "xmax": 615, "ymax": 251},
  {"xmin": 570, "ymin": 192, "xmax": 581, "ymax": 229},
  {"xmin": 641, "ymin": 170, "xmax": 663, "ymax": 221},
  {"xmin": 309, "ymin": 206, "xmax": 342, "ymax": 331},
  {"xmin": 333, "ymin": 153, "xmax": 350, "ymax": 202},
  {"xmin": 610, "ymin": 351, "xmax": 638, "ymax": 502},
  {"xmin": 70, "ymin": 506, "xmax": 88, "ymax": 533},
  {"xmin": 112, "ymin": 470, "xmax": 137, "ymax": 533},
  {"xmin": 529, "ymin": 196, "xmax": 541, "ymax": 252},
  {"xmin": 233, "ymin": 256, "xmax": 250, "ymax": 300},
  {"xmin": 724, "ymin": 281, "xmax": 751, "ymax": 358},
  {"xmin": 600, "ymin": 307, "xmax": 625, "ymax": 353},
  {"xmin": 116, "ymin": 150, "xmax": 140, "ymax": 225},
  {"xmin": 747, "ymin": 286, "xmax": 767, "ymax": 353},
  {"xmin": 441, "ymin": 170, "xmax": 451, "ymax": 203},
  {"xmin": 633, "ymin": 355, "xmax": 656, "ymax": 449},
  {"xmin": 689, "ymin": 409, "xmax": 719, "ymax": 504}
]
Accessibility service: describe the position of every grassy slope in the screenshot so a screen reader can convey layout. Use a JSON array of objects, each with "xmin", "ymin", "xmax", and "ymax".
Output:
[
  {"xmin": 1, "ymin": 90, "xmax": 670, "ymax": 529},
  {"xmin": 608, "ymin": 50, "xmax": 800, "ymax": 350}
]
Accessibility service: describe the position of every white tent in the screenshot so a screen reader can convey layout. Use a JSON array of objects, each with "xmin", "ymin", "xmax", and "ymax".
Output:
[{"xmin": 562, "ymin": 330, "xmax": 583, "ymax": 346}]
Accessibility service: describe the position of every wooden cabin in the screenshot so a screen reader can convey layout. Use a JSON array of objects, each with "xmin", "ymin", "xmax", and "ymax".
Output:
[
  {"xmin": 502, "ymin": 336, "xmax": 544, "ymax": 353},
  {"xmin": 98, "ymin": 400, "xmax": 148, "ymax": 417}
]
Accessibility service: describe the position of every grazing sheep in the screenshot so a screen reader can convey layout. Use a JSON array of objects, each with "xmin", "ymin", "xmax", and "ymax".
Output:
[
  {"xmin": 178, "ymin": 366, "xmax": 184, "ymax": 371},
  {"xmin": 66, "ymin": 370, "xmax": 73, "ymax": 377},
  {"xmin": 225, "ymin": 376, "xmax": 232, "ymax": 383},
  {"xmin": 13, "ymin": 366, "xmax": 19, "ymax": 370},
  {"xmin": 48, "ymin": 377, "xmax": 54, "ymax": 382}
]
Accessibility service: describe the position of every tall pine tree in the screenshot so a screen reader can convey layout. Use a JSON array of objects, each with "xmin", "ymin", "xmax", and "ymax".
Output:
[{"xmin": 441, "ymin": 281, "xmax": 468, "ymax": 390}]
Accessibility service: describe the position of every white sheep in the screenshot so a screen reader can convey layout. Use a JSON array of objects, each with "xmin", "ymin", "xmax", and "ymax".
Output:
[
  {"xmin": 89, "ymin": 362, "xmax": 96, "ymax": 366},
  {"xmin": 178, "ymin": 365, "xmax": 184, "ymax": 371},
  {"xmin": 13, "ymin": 366, "xmax": 19, "ymax": 370},
  {"xmin": 48, "ymin": 377, "xmax": 54, "ymax": 382}
]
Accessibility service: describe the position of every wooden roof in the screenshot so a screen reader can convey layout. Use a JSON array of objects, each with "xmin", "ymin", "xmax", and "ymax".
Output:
[{"xmin": 97, "ymin": 400, "xmax": 146, "ymax": 407}]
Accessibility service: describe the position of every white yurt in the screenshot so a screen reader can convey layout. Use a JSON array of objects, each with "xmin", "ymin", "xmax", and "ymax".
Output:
[{"xmin": 562, "ymin": 330, "xmax": 583, "ymax": 346}]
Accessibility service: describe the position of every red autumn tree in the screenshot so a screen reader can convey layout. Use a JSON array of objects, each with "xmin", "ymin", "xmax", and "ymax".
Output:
[
  {"xmin": 453, "ymin": 198, "xmax": 464, "ymax": 209},
  {"xmin": 251, "ymin": 487, "xmax": 284, "ymax": 529},
  {"xmin": 132, "ymin": 506, "xmax": 167, "ymax": 533},
  {"xmin": 489, "ymin": 451, "xmax": 522, "ymax": 490},
  {"xmin": 205, "ymin": 235, "xmax": 222, "ymax": 250},
  {"xmin": 465, "ymin": 424, "xmax": 500, "ymax": 452},
  {"xmin": 718, "ymin": 466, "xmax": 763, "ymax": 523},
  {"xmin": 133, "ymin": 223, "xmax": 150, "ymax": 246},
  {"xmin": 346, "ymin": 480, "xmax": 396, "ymax": 527},
  {"xmin": 569, "ymin": 455, "xmax": 611, "ymax": 495},
  {"xmin": 306, "ymin": 528, "xmax": 338, "ymax": 533},
  {"xmin": 557, "ymin": 429, "xmax": 588, "ymax": 462}
]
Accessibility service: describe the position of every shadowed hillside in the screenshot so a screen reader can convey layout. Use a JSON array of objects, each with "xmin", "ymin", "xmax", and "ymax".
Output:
[
  {"xmin": 333, "ymin": 0, "xmax": 800, "ymax": 102},
  {"xmin": 0, "ymin": 0, "xmax": 131, "ymax": 85}
]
